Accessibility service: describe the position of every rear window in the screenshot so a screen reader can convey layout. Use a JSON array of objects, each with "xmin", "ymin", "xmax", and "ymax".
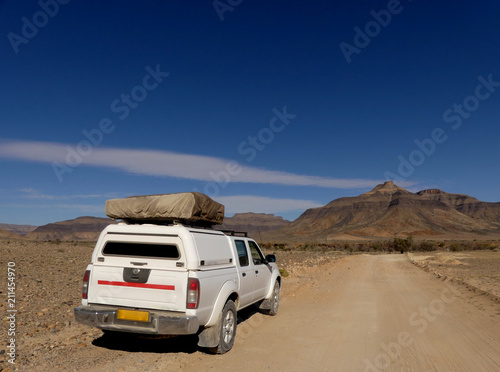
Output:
[{"xmin": 102, "ymin": 242, "xmax": 180, "ymax": 259}]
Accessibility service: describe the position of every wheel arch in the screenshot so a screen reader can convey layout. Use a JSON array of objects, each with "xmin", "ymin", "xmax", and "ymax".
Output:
[
  {"xmin": 264, "ymin": 271, "xmax": 281, "ymax": 300},
  {"xmin": 205, "ymin": 281, "xmax": 239, "ymax": 327}
]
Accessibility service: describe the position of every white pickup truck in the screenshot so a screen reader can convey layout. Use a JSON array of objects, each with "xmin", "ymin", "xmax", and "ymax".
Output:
[{"xmin": 74, "ymin": 222, "xmax": 281, "ymax": 354}]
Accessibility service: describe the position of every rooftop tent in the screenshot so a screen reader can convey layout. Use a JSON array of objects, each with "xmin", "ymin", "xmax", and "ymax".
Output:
[{"xmin": 105, "ymin": 192, "xmax": 224, "ymax": 226}]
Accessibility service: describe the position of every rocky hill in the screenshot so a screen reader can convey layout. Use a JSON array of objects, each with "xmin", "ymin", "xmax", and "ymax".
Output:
[
  {"xmin": 264, "ymin": 181, "xmax": 500, "ymax": 241},
  {"xmin": 219, "ymin": 213, "xmax": 291, "ymax": 237},
  {"xmin": 0, "ymin": 228, "xmax": 26, "ymax": 240},
  {"xmin": 0, "ymin": 223, "xmax": 38, "ymax": 236},
  {"xmin": 25, "ymin": 216, "xmax": 116, "ymax": 241}
]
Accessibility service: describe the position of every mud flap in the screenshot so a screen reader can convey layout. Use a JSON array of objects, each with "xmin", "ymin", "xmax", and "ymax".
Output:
[
  {"xmin": 258, "ymin": 298, "xmax": 272, "ymax": 310},
  {"xmin": 197, "ymin": 315, "xmax": 221, "ymax": 348}
]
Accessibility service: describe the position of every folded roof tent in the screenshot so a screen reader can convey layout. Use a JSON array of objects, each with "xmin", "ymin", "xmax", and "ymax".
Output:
[{"xmin": 105, "ymin": 192, "xmax": 224, "ymax": 226}]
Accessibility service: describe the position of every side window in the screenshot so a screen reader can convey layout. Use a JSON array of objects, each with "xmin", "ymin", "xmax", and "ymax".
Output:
[
  {"xmin": 235, "ymin": 240, "xmax": 249, "ymax": 267},
  {"xmin": 248, "ymin": 241, "xmax": 265, "ymax": 265}
]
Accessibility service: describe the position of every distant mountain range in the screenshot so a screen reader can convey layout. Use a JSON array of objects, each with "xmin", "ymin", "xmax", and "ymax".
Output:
[
  {"xmin": 3, "ymin": 182, "xmax": 500, "ymax": 241},
  {"xmin": 9, "ymin": 213, "xmax": 289, "ymax": 241},
  {"xmin": 219, "ymin": 212, "xmax": 291, "ymax": 238},
  {"xmin": 25, "ymin": 217, "xmax": 116, "ymax": 241}
]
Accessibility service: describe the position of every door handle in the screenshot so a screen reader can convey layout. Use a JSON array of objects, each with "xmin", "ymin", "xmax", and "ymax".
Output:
[
  {"xmin": 255, "ymin": 270, "xmax": 259, "ymax": 274},
  {"xmin": 242, "ymin": 273, "xmax": 246, "ymax": 277}
]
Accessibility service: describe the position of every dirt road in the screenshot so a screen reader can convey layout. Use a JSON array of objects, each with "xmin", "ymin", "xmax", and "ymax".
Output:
[
  {"xmin": 6, "ymin": 252, "xmax": 499, "ymax": 371},
  {"xmin": 182, "ymin": 254, "xmax": 500, "ymax": 372}
]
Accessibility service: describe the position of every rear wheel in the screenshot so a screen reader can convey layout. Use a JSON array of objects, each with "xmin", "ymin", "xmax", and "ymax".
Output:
[{"xmin": 208, "ymin": 300, "xmax": 237, "ymax": 354}]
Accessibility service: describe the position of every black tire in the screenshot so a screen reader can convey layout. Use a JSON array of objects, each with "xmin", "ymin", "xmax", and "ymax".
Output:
[
  {"xmin": 263, "ymin": 280, "xmax": 280, "ymax": 316},
  {"xmin": 208, "ymin": 300, "xmax": 237, "ymax": 354}
]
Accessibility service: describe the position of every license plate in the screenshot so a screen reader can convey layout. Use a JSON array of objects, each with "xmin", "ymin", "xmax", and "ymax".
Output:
[{"xmin": 116, "ymin": 309, "xmax": 150, "ymax": 322}]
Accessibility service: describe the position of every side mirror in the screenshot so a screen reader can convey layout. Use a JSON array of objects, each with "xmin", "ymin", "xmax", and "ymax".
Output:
[{"xmin": 265, "ymin": 254, "xmax": 276, "ymax": 263}]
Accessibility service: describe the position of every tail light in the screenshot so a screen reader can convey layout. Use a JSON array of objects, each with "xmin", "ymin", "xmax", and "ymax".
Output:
[
  {"xmin": 186, "ymin": 278, "xmax": 200, "ymax": 309},
  {"xmin": 82, "ymin": 270, "xmax": 90, "ymax": 299}
]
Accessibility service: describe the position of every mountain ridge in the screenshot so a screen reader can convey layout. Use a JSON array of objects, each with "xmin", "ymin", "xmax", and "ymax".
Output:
[
  {"xmin": 265, "ymin": 182, "xmax": 500, "ymax": 241},
  {"xmin": 11, "ymin": 183, "xmax": 500, "ymax": 241}
]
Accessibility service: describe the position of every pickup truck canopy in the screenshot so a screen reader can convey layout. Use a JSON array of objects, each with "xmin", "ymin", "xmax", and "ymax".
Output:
[{"xmin": 105, "ymin": 192, "xmax": 224, "ymax": 226}]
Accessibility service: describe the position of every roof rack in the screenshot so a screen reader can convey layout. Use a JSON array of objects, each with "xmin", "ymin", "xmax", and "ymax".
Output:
[
  {"xmin": 219, "ymin": 230, "xmax": 248, "ymax": 237},
  {"xmin": 121, "ymin": 218, "xmax": 217, "ymax": 228}
]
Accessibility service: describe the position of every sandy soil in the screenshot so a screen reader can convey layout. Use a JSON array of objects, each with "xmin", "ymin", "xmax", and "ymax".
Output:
[{"xmin": 1, "ymin": 242, "xmax": 499, "ymax": 371}]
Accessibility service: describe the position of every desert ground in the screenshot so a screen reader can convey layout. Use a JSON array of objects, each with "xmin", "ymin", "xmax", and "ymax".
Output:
[{"xmin": 1, "ymin": 241, "xmax": 499, "ymax": 371}]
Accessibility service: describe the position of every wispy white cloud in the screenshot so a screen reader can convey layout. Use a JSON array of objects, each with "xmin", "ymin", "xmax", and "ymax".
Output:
[
  {"xmin": 20, "ymin": 188, "xmax": 59, "ymax": 200},
  {"xmin": 19, "ymin": 188, "xmax": 123, "ymax": 200},
  {"xmin": 7, "ymin": 203, "xmax": 103, "ymax": 213},
  {"xmin": 215, "ymin": 195, "xmax": 323, "ymax": 214},
  {"xmin": 0, "ymin": 139, "xmax": 392, "ymax": 189},
  {"xmin": 52, "ymin": 204, "xmax": 103, "ymax": 212}
]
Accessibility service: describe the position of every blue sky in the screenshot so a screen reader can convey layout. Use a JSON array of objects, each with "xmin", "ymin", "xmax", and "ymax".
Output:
[{"xmin": 1, "ymin": 0, "xmax": 499, "ymax": 226}]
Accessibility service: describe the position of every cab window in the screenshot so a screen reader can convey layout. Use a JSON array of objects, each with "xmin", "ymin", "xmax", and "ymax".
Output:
[
  {"xmin": 235, "ymin": 240, "xmax": 249, "ymax": 267},
  {"xmin": 248, "ymin": 241, "xmax": 265, "ymax": 265}
]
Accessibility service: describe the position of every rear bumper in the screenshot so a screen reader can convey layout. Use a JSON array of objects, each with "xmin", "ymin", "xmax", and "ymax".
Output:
[{"xmin": 74, "ymin": 305, "xmax": 199, "ymax": 335}]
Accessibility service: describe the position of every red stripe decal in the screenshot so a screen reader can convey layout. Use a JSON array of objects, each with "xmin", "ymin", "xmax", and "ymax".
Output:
[{"xmin": 97, "ymin": 280, "xmax": 175, "ymax": 291}]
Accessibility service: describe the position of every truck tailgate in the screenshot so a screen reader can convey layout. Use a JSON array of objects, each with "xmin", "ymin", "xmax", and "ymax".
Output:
[
  {"xmin": 88, "ymin": 234, "xmax": 189, "ymax": 312},
  {"xmin": 88, "ymin": 265, "xmax": 188, "ymax": 311}
]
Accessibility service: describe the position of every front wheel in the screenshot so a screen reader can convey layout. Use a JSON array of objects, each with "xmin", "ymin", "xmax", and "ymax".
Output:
[
  {"xmin": 264, "ymin": 280, "xmax": 280, "ymax": 316},
  {"xmin": 208, "ymin": 300, "xmax": 237, "ymax": 354}
]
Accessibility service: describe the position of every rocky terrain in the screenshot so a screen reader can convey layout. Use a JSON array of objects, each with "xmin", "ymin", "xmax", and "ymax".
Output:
[{"xmin": 409, "ymin": 250, "xmax": 500, "ymax": 301}]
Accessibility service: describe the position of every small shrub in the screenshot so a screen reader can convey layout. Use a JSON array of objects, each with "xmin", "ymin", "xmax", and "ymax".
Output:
[
  {"xmin": 343, "ymin": 243, "xmax": 352, "ymax": 251},
  {"xmin": 417, "ymin": 241, "xmax": 436, "ymax": 252},
  {"xmin": 371, "ymin": 242, "xmax": 385, "ymax": 252},
  {"xmin": 279, "ymin": 268, "xmax": 289, "ymax": 278},
  {"xmin": 449, "ymin": 242, "xmax": 467, "ymax": 252},
  {"xmin": 391, "ymin": 236, "xmax": 414, "ymax": 253},
  {"xmin": 471, "ymin": 242, "xmax": 490, "ymax": 251}
]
